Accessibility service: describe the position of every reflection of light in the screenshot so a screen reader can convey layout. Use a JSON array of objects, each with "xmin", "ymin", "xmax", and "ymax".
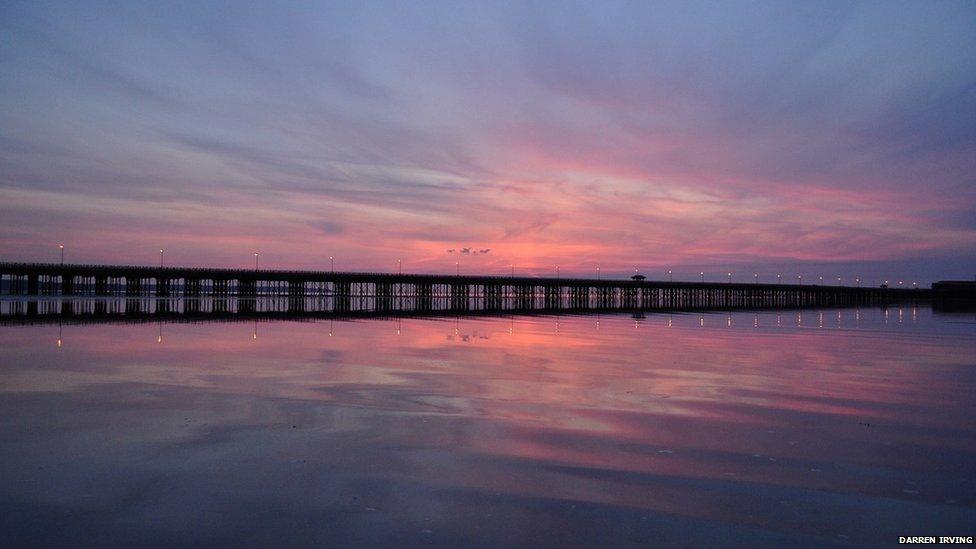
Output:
[
  {"xmin": 912, "ymin": 306, "xmax": 917, "ymax": 322},
  {"xmin": 667, "ymin": 315, "xmax": 672, "ymax": 328},
  {"xmin": 818, "ymin": 312, "xmax": 823, "ymax": 328},
  {"xmin": 699, "ymin": 315, "xmax": 704, "ymax": 327},
  {"xmin": 56, "ymin": 338, "xmax": 62, "ymax": 348},
  {"xmin": 796, "ymin": 312, "xmax": 802, "ymax": 326},
  {"xmin": 898, "ymin": 308, "xmax": 903, "ymax": 323},
  {"xmin": 776, "ymin": 313, "xmax": 782, "ymax": 327},
  {"xmin": 753, "ymin": 314, "xmax": 759, "ymax": 328},
  {"xmin": 726, "ymin": 314, "xmax": 732, "ymax": 327}
]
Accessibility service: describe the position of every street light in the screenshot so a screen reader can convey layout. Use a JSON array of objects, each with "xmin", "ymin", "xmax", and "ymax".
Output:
[
  {"xmin": 397, "ymin": 259, "xmax": 402, "ymax": 275},
  {"xmin": 456, "ymin": 260, "xmax": 459, "ymax": 276},
  {"xmin": 668, "ymin": 269, "xmax": 672, "ymax": 282},
  {"xmin": 59, "ymin": 244, "xmax": 64, "ymax": 266},
  {"xmin": 254, "ymin": 252, "xmax": 259, "ymax": 270},
  {"xmin": 330, "ymin": 256, "xmax": 334, "ymax": 273},
  {"xmin": 797, "ymin": 274, "xmax": 802, "ymax": 284},
  {"xmin": 837, "ymin": 276, "xmax": 841, "ymax": 285},
  {"xmin": 160, "ymin": 249, "xmax": 164, "ymax": 268},
  {"xmin": 777, "ymin": 273, "xmax": 782, "ymax": 284},
  {"xmin": 597, "ymin": 266, "xmax": 600, "ymax": 280},
  {"xmin": 700, "ymin": 272, "xmax": 704, "ymax": 282},
  {"xmin": 727, "ymin": 272, "xmax": 732, "ymax": 283},
  {"xmin": 818, "ymin": 276, "xmax": 823, "ymax": 285},
  {"xmin": 856, "ymin": 277, "xmax": 861, "ymax": 287},
  {"xmin": 556, "ymin": 265, "xmax": 559, "ymax": 280},
  {"xmin": 754, "ymin": 273, "xmax": 758, "ymax": 284}
]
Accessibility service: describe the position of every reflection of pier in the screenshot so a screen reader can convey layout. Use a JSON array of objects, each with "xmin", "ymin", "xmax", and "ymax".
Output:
[
  {"xmin": 0, "ymin": 295, "xmax": 935, "ymax": 327},
  {"xmin": 1, "ymin": 262, "xmax": 928, "ymax": 310}
]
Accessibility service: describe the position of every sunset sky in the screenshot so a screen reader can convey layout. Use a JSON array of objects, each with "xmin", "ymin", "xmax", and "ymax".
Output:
[{"xmin": 2, "ymin": 1, "xmax": 974, "ymax": 284}]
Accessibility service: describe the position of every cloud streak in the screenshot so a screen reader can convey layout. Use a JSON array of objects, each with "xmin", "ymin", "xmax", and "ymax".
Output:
[{"xmin": 0, "ymin": 1, "xmax": 974, "ymax": 282}]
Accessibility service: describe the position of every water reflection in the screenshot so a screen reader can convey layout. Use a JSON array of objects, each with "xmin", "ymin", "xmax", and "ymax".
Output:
[{"xmin": 0, "ymin": 308, "xmax": 973, "ymax": 546}]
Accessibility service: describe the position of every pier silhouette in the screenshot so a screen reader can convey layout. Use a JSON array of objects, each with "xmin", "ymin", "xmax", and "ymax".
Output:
[{"xmin": 0, "ymin": 261, "xmax": 934, "ymax": 325}]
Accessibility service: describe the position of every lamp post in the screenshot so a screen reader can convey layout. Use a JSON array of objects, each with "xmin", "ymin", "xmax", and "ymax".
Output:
[
  {"xmin": 511, "ymin": 264, "xmax": 514, "ymax": 278},
  {"xmin": 798, "ymin": 275, "xmax": 803, "ymax": 284},
  {"xmin": 159, "ymin": 249, "xmax": 164, "ymax": 268},
  {"xmin": 727, "ymin": 272, "xmax": 732, "ymax": 283},
  {"xmin": 700, "ymin": 271, "xmax": 704, "ymax": 283},
  {"xmin": 254, "ymin": 252, "xmax": 259, "ymax": 270},
  {"xmin": 754, "ymin": 273, "xmax": 758, "ymax": 284},
  {"xmin": 397, "ymin": 259, "xmax": 402, "ymax": 275},
  {"xmin": 668, "ymin": 269, "xmax": 672, "ymax": 282},
  {"xmin": 456, "ymin": 260, "xmax": 459, "ymax": 276},
  {"xmin": 777, "ymin": 273, "xmax": 782, "ymax": 284},
  {"xmin": 59, "ymin": 244, "xmax": 64, "ymax": 266},
  {"xmin": 556, "ymin": 265, "xmax": 559, "ymax": 280},
  {"xmin": 837, "ymin": 276, "xmax": 841, "ymax": 285},
  {"xmin": 597, "ymin": 266, "xmax": 600, "ymax": 280},
  {"xmin": 330, "ymin": 256, "xmax": 334, "ymax": 273},
  {"xmin": 856, "ymin": 277, "xmax": 861, "ymax": 287}
]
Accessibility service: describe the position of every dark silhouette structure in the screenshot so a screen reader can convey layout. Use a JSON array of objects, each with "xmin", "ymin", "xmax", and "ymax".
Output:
[
  {"xmin": 0, "ymin": 261, "xmax": 928, "ymax": 312},
  {"xmin": 932, "ymin": 281, "xmax": 976, "ymax": 310}
]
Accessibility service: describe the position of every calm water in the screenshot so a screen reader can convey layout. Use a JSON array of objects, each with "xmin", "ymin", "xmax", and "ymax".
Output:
[{"xmin": 1, "ymin": 305, "xmax": 974, "ymax": 547}]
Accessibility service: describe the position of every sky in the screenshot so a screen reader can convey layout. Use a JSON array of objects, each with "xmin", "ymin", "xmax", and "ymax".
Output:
[{"xmin": 1, "ymin": 0, "xmax": 975, "ymax": 284}]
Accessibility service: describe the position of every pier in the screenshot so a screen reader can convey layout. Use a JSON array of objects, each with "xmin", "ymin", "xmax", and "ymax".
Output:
[{"xmin": 1, "ymin": 262, "xmax": 928, "ymax": 313}]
